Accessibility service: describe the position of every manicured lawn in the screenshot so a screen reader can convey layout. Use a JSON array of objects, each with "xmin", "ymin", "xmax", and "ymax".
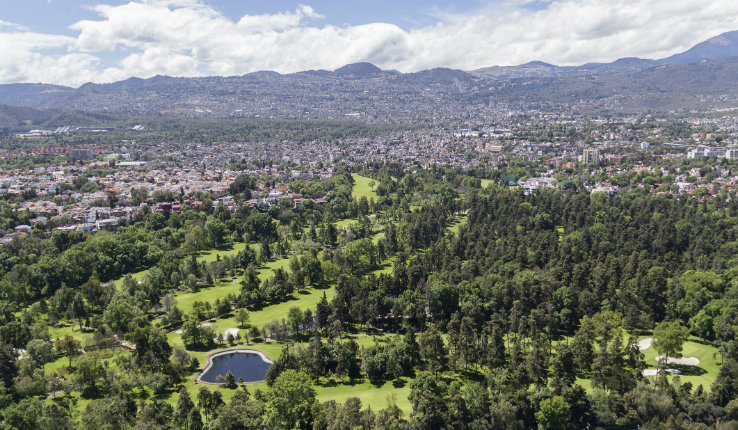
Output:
[
  {"xmin": 48, "ymin": 323, "xmax": 89, "ymax": 341},
  {"xmin": 112, "ymin": 268, "xmax": 150, "ymax": 289},
  {"xmin": 195, "ymin": 242, "xmax": 249, "ymax": 263},
  {"xmin": 44, "ymin": 347, "xmax": 129, "ymax": 374},
  {"xmin": 369, "ymin": 258, "xmax": 395, "ymax": 276},
  {"xmin": 639, "ymin": 335, "xmax": 720, "ymax": 390},
  {"xmin": 174, "ymin": 256, "xmax": 291, "ymax": 314},
  {"xmin": 112, "ymin": 242, "xmax": 249, "ymax": 290},
  {"xmin": 164, "ymin": 337, "xmax": 410, "ymax": 413},
  {"xmin": 315, "ymin": 379, "xmax": 412, "ymax": 413},
  {"xmin": 335, "ymin": 218, "xmax": 359, "ymax": 230},
  {"xmin": 447, "ymin": 214, "xmax": 468, "ymax": 235},
  {"xmin": 352, "ymin": 174, "xmax": 379, "ymax": 201},
  {"xmin": 167, "ymin": 284, "xmax": 336, "ymax": 350}
]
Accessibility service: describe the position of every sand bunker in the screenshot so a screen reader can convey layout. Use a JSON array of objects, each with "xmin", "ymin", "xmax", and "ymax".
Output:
[
  {"xmin": 641, "ymin": 353, "xmax": 700, "ymax": 376},
  {"xmin": 175, "ymin": 322, "xmax": 213, "ymax": 334},
  {"xmin": 220, "ymin": 328, "xmax": 240, "ymax": 340},
  {"xmin": 633, "ymin": 338, "xmax": 654, "ymax": 351},
  {"xmin": 642, "ymin": 368, "xmax": 682, "ymax": 376},
  {"xmin": 655, "ymin": 356, "xmax": 700, "ymax": 366}
]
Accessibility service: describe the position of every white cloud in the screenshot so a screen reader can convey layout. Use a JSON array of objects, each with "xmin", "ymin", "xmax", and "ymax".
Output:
[{"xmin": 0, "ymin": 0, "xmax": 736, "ymax": 86}]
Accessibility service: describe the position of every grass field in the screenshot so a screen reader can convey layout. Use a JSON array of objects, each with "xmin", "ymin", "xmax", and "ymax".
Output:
[
  {"xmin": 112, "ymin": 268, "xmax": 150, "ymax": 289},
  {"xmin": 335, "ymin": 218, "xmax": 359, "ymax": 230},
  {"xmin": 315, "ymin": 379, "xmax": 412, "ymax": 413},
  {"xmin": 162, "ymin": 335, "xmax": 407, "ymax": 412},
  {"xmin": 167, "ymin": 284, "xmax": 336, "ymax": 350},
  {"xmin": 196, "ymin": 242, "xmax": 250, "ymax": 263},
  {"xmin": 639, "ymin": 335, "xmax": 720, "ymax": 390},
  {"xmin": 173, "ymin": 255, "xmax": 291, "ymax": 314},
  {"xmin": 352, "ymin": 174, "xmax": 379, "ymax": 201},
  {"xmin": 480, "ymin": 179, "xmax": 494, "ymax": 189},
  {"xmin": 447, "ymin": 214, "xmax": 468, "ymax": 235}
]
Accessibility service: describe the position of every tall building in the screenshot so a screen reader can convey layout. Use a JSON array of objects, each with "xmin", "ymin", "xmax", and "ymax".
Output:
[{"xmin": 582, "ymin": 148, "xmax": 600, "ymax": 164}]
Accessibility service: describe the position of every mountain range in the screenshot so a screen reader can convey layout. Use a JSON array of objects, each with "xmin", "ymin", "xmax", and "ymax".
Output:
[{"xmin": 0, "ymin": 30, "xmax": 735, "ymax": 125}]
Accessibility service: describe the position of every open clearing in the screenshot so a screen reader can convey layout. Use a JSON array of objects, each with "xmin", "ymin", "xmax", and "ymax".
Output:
[
  {"xmin": 639, "ymin": 335, "xmax": 719, "ymax": 389},
  {"xmin": 352, "ymin": 173, "xmax": 379, "ymax": 201}
]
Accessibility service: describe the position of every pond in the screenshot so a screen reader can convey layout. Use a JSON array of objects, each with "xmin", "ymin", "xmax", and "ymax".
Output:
[{"xmin": 198, "ymin": 350, "xmax": 272, "ymax": 384}]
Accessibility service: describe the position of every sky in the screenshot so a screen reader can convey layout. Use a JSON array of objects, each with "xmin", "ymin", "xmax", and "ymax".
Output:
[{"xmin": 0, "ymin": 0, "xmax": 736, "ymax": 87}]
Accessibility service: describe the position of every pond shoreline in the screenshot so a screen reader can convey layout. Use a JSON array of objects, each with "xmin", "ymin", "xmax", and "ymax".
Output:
[{"xmin": 195, "ymin": 348, "xmax": 274, "ymax": 384}]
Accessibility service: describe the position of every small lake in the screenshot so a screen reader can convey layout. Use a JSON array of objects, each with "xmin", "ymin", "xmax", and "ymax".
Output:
[{"xmin": 198, "ymin": 351, "xmax": 272, "ymax": 384}]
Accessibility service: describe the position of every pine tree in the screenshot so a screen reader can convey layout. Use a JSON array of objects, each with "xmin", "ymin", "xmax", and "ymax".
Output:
[{"xmin": 174, "ymin": 387, "xmax": 194, "ymax": 429}]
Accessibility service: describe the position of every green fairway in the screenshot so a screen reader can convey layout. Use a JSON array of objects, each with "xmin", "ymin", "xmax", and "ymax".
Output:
[
  {"xmin": 195, "ymin": 242, "xmax": 249, "ymax": 263},
  {"xmin": 639, "ymin": 335, "xmax": 720, "ymax": 390},
  {"xmin": 164, "ymin": 337, "xmax": 409, "ymax": 413},
  {"xmin": 335, "ymin": 218, "xmax": 358, "ymax": 230},
  {"xmin": 167, "ymin": 284, "xmax": 336, "ymax": 350},
  {"xmin": 352, "ymin": 173, "xmax": 379, "ymax": 201},
  {"xmin": 447, "ymin": 214, "xmax": 468, "ymax": 235},
  {"xmin": 315, "ymin": 379, "xmax": 412, "ymax": 413},
  {"xmin": 112, "ymin": 243, "xmax": 249, "ymax": 290},
  {"xmin": 174, "ymin": 255, "xmax": 291, "ymax": 314},
  {"xmin": 112, "ymin": 268, "xmax": 150, "ymax": 289}
]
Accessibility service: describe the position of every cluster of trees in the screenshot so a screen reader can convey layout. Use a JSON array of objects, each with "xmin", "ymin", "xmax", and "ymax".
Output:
[{"xmin": 1, "ymin": 165, "xmax": 738, "ymax": 429}]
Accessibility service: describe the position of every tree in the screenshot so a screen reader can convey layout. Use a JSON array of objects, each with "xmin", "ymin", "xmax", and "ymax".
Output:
[
  {"xmin": 536, "ymin": 396, "xmax": 571, "ymax": 430},
  {"xmin": 197, "ymin": 387, "xmax": 212, "ymax": 418},
  {"xmin": 103, "ymin": 293, "xmax": 144, "ymax": 334},
  {"xmin": 80, "ymin": 396, "xmax": 134, "ymax": 430},
  {"xmin": 287, "ymin": 307, "xmax": 304, "ymax": 336},
  {"xmin": 265, "ymin": 370, "xmax": 316, "ymax": 430},
  {"xmin": 74, "ymin": 353, "xmax": 106, "ymax": 394},
  {"xmin": 419, "ymin": 325, "xmax": 447, "ymax": 375},
  {"xmin": 315, "ymin": 292, "xmax": 331, "ymax": 333},
  {"xmin": 188, "ymin": 408, "xmax": 203, "ymax": 430},
  {"xmin": 236, "ymin": 308, "xmax": 250, "ymax": 328},
  {"xmin": 409, "ymin": 372, "xmax": 448, "ymax": 429},
  {"xmin": 55, "ymin": 335, "xmax": 81, "ymax": 370},
  {"xmin": 212, "ymin": 390, "xmax": 264, "ymax": 430},
  {"xmin": 173, "ymin": 349, "xmax": 191, "ymax": 370},
  {"xmin": 174, "ymin": 387, "xmax": 195, "ymax": 429},
  {"xmin": 224, "ymin": 370, "xmax": 237, "ymax": 389},
  {"xmin": 197, "ymin": 387, "xmax": 224, "ymax": 422},
  {"xmin": 0, "ymin": 341, "xmax": 19, "ymax": 388},
  {"xmin": 131, "ymin": 187, "xmax": 148, "ymax": 206},
  {"xmin": 653, "ymin": 320, "xmax": 689, "ymax": 370},
  {"xmin": 132, "ymin": 326, "xmax": 172, "ymax": 371},
  {"xmin": 185, "ymin": 225, "xmax": 207, "ymax": 253},
  {"xmin": 205, "ymin": 218, "xmax": 229, "ymax": 248},
  {"xmin": 25, "ymin": 339, "xmax": 55, "ymax": 369}
]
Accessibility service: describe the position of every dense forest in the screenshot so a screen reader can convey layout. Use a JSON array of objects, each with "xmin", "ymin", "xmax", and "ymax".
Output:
[{"xmin": 0, "ymin": 167, "xmax": 736, "ymax": 430}]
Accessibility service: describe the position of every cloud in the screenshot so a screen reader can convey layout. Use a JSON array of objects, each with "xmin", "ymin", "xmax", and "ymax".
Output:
[{"xmin": 0, "ymin": 0, "xmax": 736, "ymax": 86}]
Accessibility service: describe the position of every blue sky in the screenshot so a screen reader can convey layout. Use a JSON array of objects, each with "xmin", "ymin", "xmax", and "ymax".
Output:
[
  {"xmin": 0, "ymin": 0, "xmax": 736, "ymax": 86},
  {"xmin": 2, "ymin": 0, "xmax": 486, "ymax": 33}
]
